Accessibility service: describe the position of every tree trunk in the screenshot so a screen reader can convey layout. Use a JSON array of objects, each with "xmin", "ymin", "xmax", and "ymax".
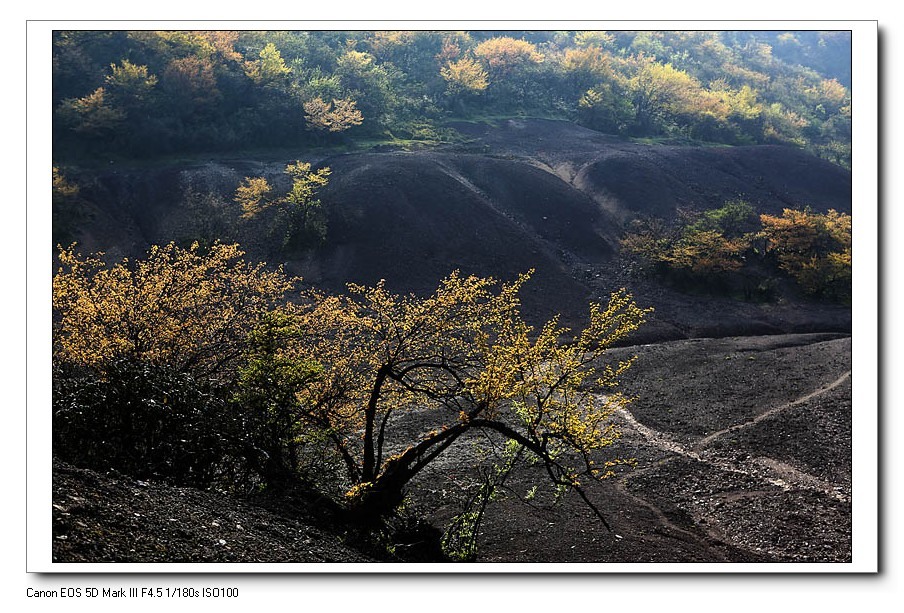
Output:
[{"xmin": 346, "ymin": 422, "xmax": 470, "ymax": 520}]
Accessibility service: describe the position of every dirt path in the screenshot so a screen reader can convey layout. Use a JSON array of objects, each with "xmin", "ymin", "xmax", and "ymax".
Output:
[
  {"xmin": 615, "ymin": 368, "xmax": 851, "ymax": 495},
  {"xmin": 607, "ymin": 367, "xmax": 852, "ymax": 555},
  {"xmin": 693, "ymin": 370, "xmax": 852, "ymax": 450}
]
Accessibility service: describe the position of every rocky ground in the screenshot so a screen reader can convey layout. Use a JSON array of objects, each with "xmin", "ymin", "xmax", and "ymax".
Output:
[
  {"xmin": 52, "ymin": 332, "xmax": 852, "ymax": 565},
  {"xmin": 52, "ymin": 460, "xmax": 378, "ymax": 563}
]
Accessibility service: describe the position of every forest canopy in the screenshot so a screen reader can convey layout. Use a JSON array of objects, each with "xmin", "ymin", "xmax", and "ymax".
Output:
[{"xmin": 52, "ymin": 30, "xmax": 852, "ymax": 167}]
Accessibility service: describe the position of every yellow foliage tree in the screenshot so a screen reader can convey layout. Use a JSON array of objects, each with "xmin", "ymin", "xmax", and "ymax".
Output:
[
  {"xmin": 441, "ymin": 57, "xmax": 489, "ymax": 94},
  {"xmin": 244, "ymin": 42, "xmax": 291, "ymax": 84},
  {"xmin": 52, "ymin": 242, "xmax": 295, "ymax": 377},
  {"xmin": 629, "ymin": 56, "xmax": 729, "ymax": 133},
  {"xmin": 238, "ymin": 271, "xmax": 650, "ymax": 518},
  {"xmin": 105, "ymin": 60, "xmax": 158, "ymax": 103},
  {"xmin": 561, "ymin": 45, "xmax": 614, "ymax": 81},
  {"xmin": 52, "ymin": 167, "xmax": 79, "ymax": 200},
  {"xmin": 759, "ymin": 208, "xmax": 852, "ymax": 298},
  {"xmin": 57, "ymin": 87, "xmax": 125, "ymax": 135},
  {"xmin": 234, "ymin": 162, "xmax": 332, "ymax": 247},
  {"xmin": 473, "ymin": 36, "xmax": 543, "ymax": 76},
  {"xmin": 664, "ymin": 230, "xmax": 747, "ymax": 275},
  {"xmin": 303, "ymin": 97, "xmax": 364, "ymax": 132}
]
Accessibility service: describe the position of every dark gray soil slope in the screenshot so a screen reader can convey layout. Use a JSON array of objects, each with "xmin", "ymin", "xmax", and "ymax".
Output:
[{"xmin": 61, "ymin": 118, "xmax": 852, "ymax": 339}]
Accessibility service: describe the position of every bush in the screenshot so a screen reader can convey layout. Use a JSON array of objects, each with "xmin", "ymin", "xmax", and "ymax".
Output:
[{"xmin": 53, "ymin": 358, "xmax": 238, "ymax": 487}]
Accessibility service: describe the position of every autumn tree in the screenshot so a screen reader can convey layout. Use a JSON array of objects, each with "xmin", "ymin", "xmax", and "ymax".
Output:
[
  {"xmin": 244, "ymin": 42, "xmax": 292, "ymax": 84},
  {"xmin": 237, "ymin": 271, "xmax": 650, "ymax": 518},
  {"xmin": 234, "ymin": 161, "xmax": 332, "ymax": 249},
  {"xmin": 627, "ymin": 56, "xmax": 729, "ymax": 136},
  {"xmin": 440, "ymin": 56, "xmax": 489, "ymax": 113},
  {"xmin": 162, "ymin": 56, "xmax": 221, "ymax": 111},
  {"xmin": 472, "ymin": 36, "xmax": 544, "ymax": 108},
  {"xmin": 662, "ymin": 230, "xmax": 747, "ymax": 275},
  {"xmin": 52, "ymin": 242, "xmax": 297, "ymax": 485},
  {"xmin": 759, "ymin": 208, "xmax": 852, "ymax": 300},
  {"xmin": 53, "ymin": 242, "xmax": 295, "ymax": 377},
  {"xmin": 561, "ymin": 45, "xmax": 614, "ymax": 86},
  {"xmin": 52, "ymin": 166, "xmax": 79, "ymax": 201},
  {"xmin": 303, "ymin": 97, "xmax": 364, "ymax": 132},
  {"xmin": 441, "ymin": 57, "xmax": 489, "ymax": 95},
  {"xmin": 56, "ymin": 87, "xmax": 125, "ymax": 136},
  {"xmin": 623, "ymin": 201, "xmax": 756, "ymax": 277},
  {"xmin": 474, "ymin": 37, "xmax": 544, "ymax": 77},
  {"xmin": 623, "ymin": 202, "xmax": 852, "ymax": 301},
  {"xmin": 102, "ymin": 60, "xmax": 159, "ymax": 131}
]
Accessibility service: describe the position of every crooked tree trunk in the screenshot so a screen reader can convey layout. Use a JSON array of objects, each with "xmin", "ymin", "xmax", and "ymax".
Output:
[{"xmin": 345, "ymin": 421, "xmax": 471, "ymax": 520}]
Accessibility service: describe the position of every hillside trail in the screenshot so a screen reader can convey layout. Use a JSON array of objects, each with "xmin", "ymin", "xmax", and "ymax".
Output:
[{"xmin": 606, "ymin": 368, "xmax": 852, "ymax": 551}]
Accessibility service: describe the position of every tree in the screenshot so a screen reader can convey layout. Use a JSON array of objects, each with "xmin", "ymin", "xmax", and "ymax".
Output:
[
  {"xmin": 627, "ymin": 56, "xmax": 729, "ymax": 136},
  {"xmin": 622, "ymin": 202, "xmax": 753, "ymax": 278},
  {"xmin": 303, "ymin": 97, "xmax": 364, "ymax": 132},
  {"xmin": 759, "ymin": 208, "xmax": 851, "ymax": 300},
  {"xmin": 473, "ymin": 37, "xmax": 544, "ymax": 77},
  {"xmin": 333, "ymin": 49, "xmax": 396, "ymax": 128},
  {"xmin": 52, "ymin": 166, "xmax": 79, "ymax": 200},
  {"xmin": 440, "ymin": 57, "xmax": 489, "ymax": 95},
  {"xmin": 622, "ymin": 203, "xmax": 852, "ymax": 302},
  {"xmin": 162, "ymin": 56, "xmax": 220, "ymax": 110},
  {"xmin": 685, "ymin": 199, "xmax": 760, "ymax": 237},
  {"xmin": 237, "ymin": 271, "xmax": 651, "ymax": 518},
  {"xmin": 52, "ymin": 242, "xmax": 298, "ymax": 487},
  {"xmin": 663, "ymin": 230, "xmax": 747, "ymax": 275},
  {"xmin": 234, "ymin": 162, "xmax": 332, "ymax": 248},
  {"xmin": 244, "ymin": 42, "xmax": 291, "ymax": 84},
  {"xmin": 52, "ymin": 241, "xmax": 295, "ymax": 378},
  {"xmin": 578, "ymin": 83, "xmax": 635, "ymax": 134},
  {"xmin": 56, "ymin": 87, "xmax": 125, "ymax": 136},
  {"xmin": 105, "ymin": 59, "xmax": 158, "ymax": 104}
]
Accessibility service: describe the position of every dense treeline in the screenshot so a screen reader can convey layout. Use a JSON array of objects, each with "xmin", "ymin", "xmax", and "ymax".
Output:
[
  {"xmin": 53, "ymin": 30, "xmax": 852, "ymax": 166},
  {"xmin": 621, "ymin": 201, "xmax": 852, "ymax": 303}
]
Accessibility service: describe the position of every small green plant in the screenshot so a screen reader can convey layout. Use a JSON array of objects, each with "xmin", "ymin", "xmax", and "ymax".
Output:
[{"xmin": 441, "ymin": 440, "xmax": 524, "ymax": 562}]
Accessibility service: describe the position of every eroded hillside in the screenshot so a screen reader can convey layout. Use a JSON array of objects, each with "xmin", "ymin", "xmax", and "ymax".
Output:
[{"xmin": 57, "ymin": 119, "xmax": 852, "ymax": 339}]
